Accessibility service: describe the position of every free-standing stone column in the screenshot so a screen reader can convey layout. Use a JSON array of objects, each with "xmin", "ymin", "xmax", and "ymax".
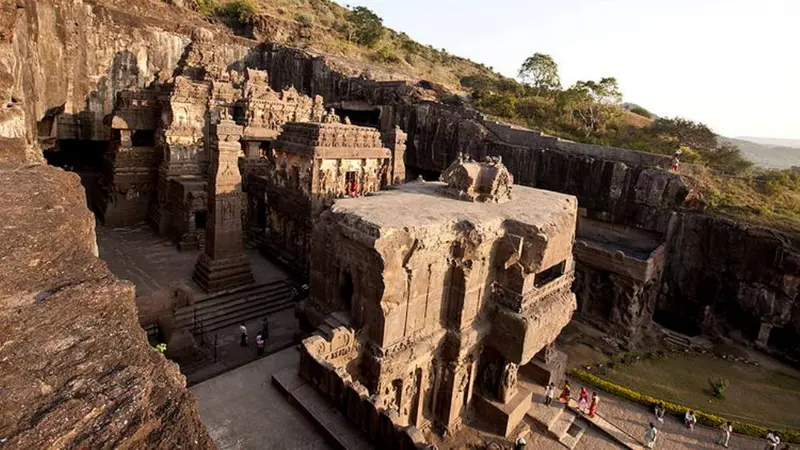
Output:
[{"xmin": 193, "ymin": 118, "xmax": 254, "ymax": 292}]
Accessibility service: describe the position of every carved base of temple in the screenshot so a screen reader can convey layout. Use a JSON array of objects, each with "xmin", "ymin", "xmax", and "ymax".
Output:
[
  {"xmin": 520, "ymin": 349, "xmax": 568, "ymax": 387},
  {"xmin": 473, "ymin": 387, "xmax": 532, "ymax": 438},
  {"xmin": 192, "ymin": 253, "xmax": 255, "ymax": 293}
]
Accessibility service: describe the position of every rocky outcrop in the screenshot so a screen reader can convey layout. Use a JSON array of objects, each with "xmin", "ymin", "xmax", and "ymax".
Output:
[{"xmin": 0, "ymin": 161, "xmax": 213, "ymax": 448}]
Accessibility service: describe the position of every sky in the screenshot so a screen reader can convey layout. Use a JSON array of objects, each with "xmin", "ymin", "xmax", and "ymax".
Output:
[{"xmin": 341, "ymin": 0, "xmax": 800, "ymax": 139}]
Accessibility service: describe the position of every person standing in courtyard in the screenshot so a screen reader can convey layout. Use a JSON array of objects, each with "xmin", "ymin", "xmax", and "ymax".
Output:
[
  {"xmin": 514, "ymin": 434, "xmax": 526, "ymax": 450},
  {"xmin": 588, "ymin": 392, "xmax": 600, "ymax": 418},
  {"xmin": 644, "ymin": 422, "xmax": 658, "ymax": 449},
  {"xmin": 256, "ymin": 333, "xmax": 265, "ymax": 356},
  {"xmin": 654, "ymin": 402, "xmax": 665, "ymax": 424},
  {"xmin": 261, "ymin": 316, "xmax": 269, "ymax": 342},
  {"xmin": 765, "ymin": 430, "xmax": 780, "ymax": 450},
  {"xmin": 544, "ymin": 382, "xmax": 555, "ymax": 406},
  {"xmin": 718, "ymin": 421, "xmax": 733, "ymax": 448},
  {"xmin": 559, "ymin": 380, "xmax": 571, "ymax": 403},
  {"xmin": 578, "ymin": 386, "xmax": 589, "ymax": 413},
  {"xmin": 239, "ymin": 322, "xmax": 248, "ymax": 347},
  {"xmin": 684, "ymin": 410, "xmax": 697, "ymax": 430}
]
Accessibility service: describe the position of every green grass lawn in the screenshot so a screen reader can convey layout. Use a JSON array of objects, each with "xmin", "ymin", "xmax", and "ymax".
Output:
[{"xmin": 600, "ymin": 353, "xmax": 800, "ymax": 429}]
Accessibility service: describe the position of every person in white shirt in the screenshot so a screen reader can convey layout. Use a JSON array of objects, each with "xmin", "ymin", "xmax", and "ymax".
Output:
[
  {"xmin": 239, "ymin": 322, "xmax": 248, "ymax": 347},
  {"xmin": 684, "ymin": 410, "xmax": 697, "ymax": 430},
  {"xmin": 644, "ymin": 423, "xmax": 658, "ymax": 449},
  {"xmin": 544, "ymin": 383, "xmax": 555, "ymax": 406},
  {"xmin": 765, "ymin": 431, "xmax": 780, "ymax": 449},
  {"xmin": 718, "ymin": 421, "xmax": 732, "ymax": 448},
  {"xmin": 654, "ymin": 403, "xmax": 665, "ymax": 423},
  {"xmin": 256, "ymin": 333, "xmax": 265, "ymax": 356}
]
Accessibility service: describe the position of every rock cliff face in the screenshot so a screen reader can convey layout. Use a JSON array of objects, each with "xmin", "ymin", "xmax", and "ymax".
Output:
[
  {"xmin": 0, "ymin": 1, "xmax": 219, "ymax": 447},
  {"xmin": 0, "ymin": 161, "xmax": 214, "ymax": 449}
]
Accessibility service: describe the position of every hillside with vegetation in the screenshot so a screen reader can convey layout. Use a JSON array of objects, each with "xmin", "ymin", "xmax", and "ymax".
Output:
[{"xmin": 189, "ymin": 0, "xmax": 800, "ymax": 235}]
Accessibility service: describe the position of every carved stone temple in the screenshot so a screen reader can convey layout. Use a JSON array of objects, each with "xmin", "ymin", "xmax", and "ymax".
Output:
[
  {"xmin": 297, "ymin": 159, "xmax": 578, "ymax": 444},
  {"xmin": 192, "ymin": 118, "xmax": 254, "ymax": 292},
  {"xmin": 255, "ymin": 120, "xmax": 396, "ymax": 274}
]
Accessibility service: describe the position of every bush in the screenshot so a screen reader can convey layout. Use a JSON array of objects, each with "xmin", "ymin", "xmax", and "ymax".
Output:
[
  {"xmin": 296, "ymin": 13, "xmax": 314, "ymax": 27},
  {"xmin": 709, "ymin": 377, "xmax": 730, "ymax": 399},
  {"xmin": 216, "ymin": 0, "xmax": 257, "ymax": 25},
  {"xmin": 193, "ymin": 0, "xmax": 217, "ymax": 17},
  {"xmin": 571, "ymin": 369, "xmax": 800, "ymax": 443},
  {"xmin": 370, "ymin": 46, "xmax": 402, "ymax": 65},
  {"xmin": 629, "ymin": 105, "xmax": 653, "ymax": 118}
]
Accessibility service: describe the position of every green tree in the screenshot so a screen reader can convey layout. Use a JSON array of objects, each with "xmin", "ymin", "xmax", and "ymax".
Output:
[
  {"xmin": 651, "ymin": 117, "xmax": 717, "ymax": 151},
  {"xmin": 558, "ymin": 77, "xmax": 623, "ymax": 137},
  {"xmin": 518, "ymin": 53, "xmax": 561, "ymax": 96},
  {"xmin": 346, "ymin": 6, "xmax": 384, "ymax": 47}
]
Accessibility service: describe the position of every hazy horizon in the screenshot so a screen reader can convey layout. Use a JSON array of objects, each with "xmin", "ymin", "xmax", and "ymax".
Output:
[{"xmin": 342, "ymin": 0, "xmax": 800, "ymax": 140}]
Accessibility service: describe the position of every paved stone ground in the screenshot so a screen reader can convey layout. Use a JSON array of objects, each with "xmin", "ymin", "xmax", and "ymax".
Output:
[
  {"xmin": 576, "ymin": 382, "xmax": 776, "ymax": 450},
  {"xmin": 191, "ymin": 348, "xmax": 333, "ymax": 450}
]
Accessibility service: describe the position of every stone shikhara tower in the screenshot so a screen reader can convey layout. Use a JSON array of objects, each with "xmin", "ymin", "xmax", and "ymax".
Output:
[{"xmin": 193, "ymin": 116, "xmax": 254, "ymax": 292}]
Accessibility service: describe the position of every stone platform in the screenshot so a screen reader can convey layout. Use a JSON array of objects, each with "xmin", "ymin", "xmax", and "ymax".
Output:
[
  {"xmin": 473, "ymin": 387, "xmax": 533, "ymax": 438},
  {"xmin": 272, "ymin": 367, "xmax": 374, "ymax": 450}
]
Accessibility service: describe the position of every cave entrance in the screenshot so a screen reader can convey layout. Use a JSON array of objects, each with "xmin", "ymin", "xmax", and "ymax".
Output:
[
  {"xmin": 767, "ymin": 326, "xmax": 800, "ymax": 356},
  {"xmin": 653, "ymin": 309, "xmax": 700, "ymax": 337},
  {"xmin": 335, "ymin": 108, "xmax": 381, "ymax": 128},
  {"xmin": 406, "ymin": 166, "xmax": 441, "ymax": 182},
  {"xmin": 44, "ymin": 139, "xmax": 110, "ymax": 212}
]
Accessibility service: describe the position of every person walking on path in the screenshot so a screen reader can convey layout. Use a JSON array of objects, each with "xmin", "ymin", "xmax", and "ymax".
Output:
[
  {"xmin": 544, "ymin": 383, "xmax": 555, "ymax": 406},
  {"xmin": 765, "ymin": 431, "xmax": 780, "ymax": 450},
  {"xmin": 578, "ymin": 386, "xmax": 589, "ymax": 413},
  {"xmin": 558, "ymin": 381, "xmax": 572, "ymax": 403},
  {"xmin": 239, "ymin": 322, "xmax": 248, "ymax": 347},
  {"xmin": 588, "ymin": 392, "xmax": 600, "ymax": 418},
  {"xmin": 256, "ymin": 333, "xmax": 265, "ymax": 356},
  {"xmin": 654, "ymin": 403, "xmax": 665, "ymax": 424},
  {"xmin": 684, "ymin": 410, "xmax": 697, "ymax": 430},
  {"xmin": 644, "ymin": 423, "xmax": 658, "ymax": 449},
  {"xmin": 718, "ymin": 421, "xmax": 733, "ymax": 448}
]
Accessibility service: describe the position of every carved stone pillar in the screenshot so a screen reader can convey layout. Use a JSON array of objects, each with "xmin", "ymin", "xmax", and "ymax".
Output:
[
  {"xmin": 381, "ymin": 126, "xmax": 407, "ymax": 184},
  {"xmin": 193, "ymin": 119, "xmax": 254, "ymax": 292},
  {"xmin": 608, "ymin": 274, "xmax": 649, "ymax": 346}
]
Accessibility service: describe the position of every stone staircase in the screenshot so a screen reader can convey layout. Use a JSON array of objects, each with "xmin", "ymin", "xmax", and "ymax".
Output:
[
  {"xmin": 244, "ymin": 229, "xmax": 268, "ymax": 250},
  {"xmin": 315, "ymin": 311, "xmax": 352, "ymax": 339},
  {"xmin": 526, "ymin": 400, "xmax": 586, "ymax": 449},
  {"xmin": 662, "ymin": 327, "xmax": 692, "ymax": 349},
  {"xmin": 174, "ymin": 280, "xmax": 296, "ymax": 336}
]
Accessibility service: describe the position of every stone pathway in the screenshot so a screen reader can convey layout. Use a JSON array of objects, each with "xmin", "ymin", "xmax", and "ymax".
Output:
[
  {"xmin": 566, "ymin": 398, "xmax": 645, "ymax": 449},
  {"xmin": 191, "ymin": 347, "xmax": 333, "ymax": 450},
  {"xmin": 568, "ymin": 380, "xmax": 775, "ymax": 450}
]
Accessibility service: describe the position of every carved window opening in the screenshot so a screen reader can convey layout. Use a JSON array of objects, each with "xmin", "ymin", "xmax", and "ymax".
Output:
[
  {"xmin": 534, "ymin": 260, "xmax": 566, "ymax": 288},
  {"xmin": 195, "ymin": 211, "xmax": 207, "ymax": 230},
  {"xmin": 341, "ymin": 270, "xmax": 354, "ymax": 312},
  {"xmin": 131, "ymin": 130, "xmax": 156, "ymax": 147}
]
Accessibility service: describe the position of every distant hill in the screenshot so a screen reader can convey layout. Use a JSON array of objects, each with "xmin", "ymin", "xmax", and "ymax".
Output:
[
  {"xmin": 718, "ymin": 136, "xmax": 800, "ymax": 169},
  {"xmin": 737, "ymin": 137, "xmax": 800, "ymax": 149}
]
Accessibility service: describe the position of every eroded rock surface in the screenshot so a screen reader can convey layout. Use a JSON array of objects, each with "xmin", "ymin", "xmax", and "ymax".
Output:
[{"xmin": 0, "ymin": 163, "xmax": 214, "ymax": 449}]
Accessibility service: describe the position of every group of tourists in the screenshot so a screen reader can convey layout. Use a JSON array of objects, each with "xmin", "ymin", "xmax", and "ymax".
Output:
[
  {"xmin": 542, "ymin": 382, "xmax": 785, "ymax": 449},
  {"xmin": 238, "ymin": 317, "xmax": 270, "ymax": 356},
  {"xmin": 543, "ymin": 381, "xmax": 599, "ymax": 418}
]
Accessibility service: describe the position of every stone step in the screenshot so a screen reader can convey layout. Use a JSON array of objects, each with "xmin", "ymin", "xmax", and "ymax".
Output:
[
  {"xmin": 549, "ymin": 409, "xmax": 585, "ymax": 450},
  {"xmin": 174, "ymin": 281, "xmax": 289, "ymax": 321},
  {"xmin": 177, "ymin": 293, "xmax": 295, "ymax": 336}
]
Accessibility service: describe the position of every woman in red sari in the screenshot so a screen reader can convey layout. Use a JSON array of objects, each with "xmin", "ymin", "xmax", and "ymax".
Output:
[{"xmin": 588, "ymin": 392, "xmax": 600, "ymax": 418}]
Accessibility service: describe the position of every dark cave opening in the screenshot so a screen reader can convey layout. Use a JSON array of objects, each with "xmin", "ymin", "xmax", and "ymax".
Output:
[
  {"xmin": 653, "ymin": 309, "xmax": 701, "ymax": 337},
  {"xmin": 43, "ymin": 139, "xmax": 110, "ymax": 216},
  {"xmin": 335, "ymin": 108, "xmax": 381, "ymax": 128}
]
